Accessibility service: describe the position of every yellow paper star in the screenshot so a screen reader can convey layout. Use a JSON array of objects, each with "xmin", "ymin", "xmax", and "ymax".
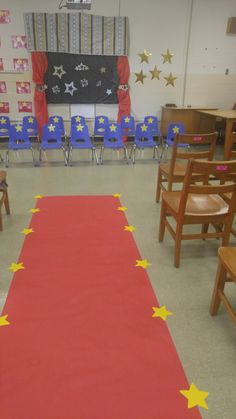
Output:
[
  {"xmin": 118, "ymin": 206, "xmax": 128, "ymax": 212},
  {"xmin": 110, "ymin": 124, "xmax": 117, "ymax": 132},
  {"xmin": 172, "ymin": 126, "xmax": 180, "ymax": 134},
  {"xmin": 141, "ymin": 124, "xmax": 148, "ymax": 132},
  {"xmin": 124, "ymin": 116, "xmax": 130, "ymax": 123},
  {"xmin": 152, "ymin": 306, "xmax": 173, "ymax": 320},
  {"xmin": 75, "ymin": 116, "xmax": 81, "ymax": 122},
  {"xmin": 150, "ymin": 66, "xmax": 162, "ymax": 80},
  {"xmin": 164, "ymin": 73, "xmax": 177, "ymax": 87},
  {"xmin": 162, "ymin": 48, "xmax": 174, "ymax": 64},
  {"xmin": 0, "ymin": 315, "xmax": 10, "ymax": 327},
  {"xmin": 138, "ymin": 49, "xmax": 152, "ymax": 63},
  {"xmin": 28, "ymin": 117, "xmax": 34, "ymax": 123},
  {"xmin": 180, "ymin": 383, "xmax": 209, "ymax": 410},
  {"xmin": 22, "ymin": 228, "xmax": 34, "ymax": 235},
  {"xmin": 0, "ymin": 117, "xmax": 6, "ymax": 124},
  {"xmin": 124, "ymin": 225, "xmax": 136, "ymax": 232},
  {"xmin": 34, "ymin": 195, "xmax": 44, "ymax": 199},
  {"xmin": 76, "ymin": 124, "xmax": 84, "ymax": 131},
  {"xmin": 8, "ymin": 262, "xmax": 25, "ymax": 273},
  {"xmin": 98, "ymin": 117, "xmax": 105, "ymax": 123},
  {"xmin": 113, "ymin": 193, "xmax": 121, "ymax": 198},
  {"xmin": 48, "ymin": 124, "xmax": 55, "ymax": 132},
  {"xmin": 135, "ymin": 70, "xmax": 147, "ymax": 84},
  {"xmin": 147, "ymin": 117, "xmax": 154, "ymax": 124},
  {"xmin": 15, "ymin": 125, "xmax": 22, "ymax": 132},
  {"xmin": 53, "ymin": 117, "xmax": 59, "ymax": 123},
  {"xmin": 135, "ymin": 259, "xmax": 151, "ymax": 269},
  {"xmin": 29, "ymin": 208, "xmax": 40, "ymax": 213}
]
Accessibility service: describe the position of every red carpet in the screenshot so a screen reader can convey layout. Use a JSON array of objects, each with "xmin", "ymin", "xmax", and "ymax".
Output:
[{"xmin": 0, "ymin": 196, "xmax": 201, "ymax": 419}]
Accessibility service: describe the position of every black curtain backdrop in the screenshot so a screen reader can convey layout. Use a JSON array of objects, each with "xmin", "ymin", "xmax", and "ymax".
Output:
[{"xmin": 44, "ymin": 52, "xmax": 119, "ymax": 104}]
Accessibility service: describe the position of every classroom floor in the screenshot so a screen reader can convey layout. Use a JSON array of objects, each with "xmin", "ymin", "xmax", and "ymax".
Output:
[{"xmin": 0, "ymin": 144, "xmax": 236, "ymax": 419}]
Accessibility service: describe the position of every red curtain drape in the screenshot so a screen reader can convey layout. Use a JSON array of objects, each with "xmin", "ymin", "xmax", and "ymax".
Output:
[
  {"xmin": 117, "ymin": 56, "xmax": 131, "ymax": 122},
  {"xmin": 31, "ymin": 52, "xmax": 48, "ymax": 137}
]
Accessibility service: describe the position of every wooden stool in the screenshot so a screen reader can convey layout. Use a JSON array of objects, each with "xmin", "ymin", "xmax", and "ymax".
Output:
[
  {"xmin": 210, "ymin": 247, "xmax": 236, "ymax": 325},
  {"xmin": 0, "ymin": 170, "xmax": 10, "ymax": 230}
]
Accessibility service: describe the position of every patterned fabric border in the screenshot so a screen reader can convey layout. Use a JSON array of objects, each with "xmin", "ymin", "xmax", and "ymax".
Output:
[{"xmin": 24, "ymin": 12, "xmax": 129, "ymax": 56}]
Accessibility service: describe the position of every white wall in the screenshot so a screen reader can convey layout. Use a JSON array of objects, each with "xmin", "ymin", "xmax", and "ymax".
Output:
[{"xmin": 0, "ymin": 0, "xmax": 235, "ymax": 122}]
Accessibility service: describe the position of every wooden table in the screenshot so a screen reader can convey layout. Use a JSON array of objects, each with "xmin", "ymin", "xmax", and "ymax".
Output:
[{"xmin": 197, "ymin": 110, "xmax": 236, "ymax": 159}]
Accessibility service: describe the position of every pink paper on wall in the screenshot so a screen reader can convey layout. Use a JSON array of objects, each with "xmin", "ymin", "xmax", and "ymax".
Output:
[
  {"xmin": 13, "ymin": 59, "xmax": 29, "ymax": 72},
  {"xmin": 0, "ymin": 10, "xmax": 11, "ymax": 24},
  {"xmin": 0, "ymin": 58, "xmax": 3, "ymax": 71},
  {"xmin": 0, "ymin": 81, "xmax": 6, "ymax": 93},
  {"xmin": 0, "ymin": 102, "xmax": 9, "ymax": 113},
  {"xmin": 12, "ymin": 35, "xmax": 27, "ymax": 49},
  {"xmin": 18, "ymin": 101, "xmax": 32, "ymax": 112},
  {"xmin": 16, "ymin": 81, "xmax": 31, "ymax": 94}
]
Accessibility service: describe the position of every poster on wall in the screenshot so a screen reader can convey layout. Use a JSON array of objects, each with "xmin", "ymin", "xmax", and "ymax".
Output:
[
  {"xmin": 0, "ymin": 102, "xmax": 9, "ymax": 113},
  {"xmin": 18, "ymin": 101, "xmax": 32, "ymax": 112},
  {"xmin": 13, "ymin": 58, "xmax": 29, "ymax": 72},
  {"xmin": 0, "ymin": 58, "xmax": 4, "ymax": 71},
  {"xmin": 16, "ymin": 82, "xmax": 31, "ymax": 94},
  {"xmin": 12, "ymin": 36, "xmax": 27, "ymax": 49},
  {"xmin": 0, "ymin": 10, "xmax": 11, "ymax": 24},
  {"xmin": 0, "ymin": 81, "xmax": 6, "ymax": 93}
]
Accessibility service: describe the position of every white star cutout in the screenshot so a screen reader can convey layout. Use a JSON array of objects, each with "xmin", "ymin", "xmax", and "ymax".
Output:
[
  {"xmin": 106, "ymin": 89, "xmax": 112, "ymax": 95},
  {"xmin": 52, "ymin": 65, "xmax": 66, "ymax": 79},
  {"xmin": 64, "ymin": 81, "xmax": 78, "ymax": 96}
]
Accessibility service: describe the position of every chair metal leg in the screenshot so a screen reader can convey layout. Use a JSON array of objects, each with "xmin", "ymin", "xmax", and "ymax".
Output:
[
  {"xmin": 62, "ymin": 146, "xmax": 68, "ymax": 166},
  {"xmin": 69, "ymin": 147, "xmax": 73, "ymax": 166},
  {"xmin": 93, "ymin": 147, "xmax": 99, "ymax": 165},
  {"xmin": 31, "ymin": 147, "xmax": 37, "ymax": 166},
  {"xmin": 100, "ymin": 146, "xmax": 104, "ymax": 164},
  {"xmin": 5, "ymin": 150, "xmax": 9, "ymax": 168}
]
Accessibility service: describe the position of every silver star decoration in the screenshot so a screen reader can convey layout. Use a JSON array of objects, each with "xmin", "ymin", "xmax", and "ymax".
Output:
[
  {"xmin": 52, "ymin": 65, "xmax": 66, "ymax": 79},
  {"xmin": 100, "ymin": 67, "xmax": 106, "ymax": 73},
  {"xmin": 64, "ymin": 81, "xmax": 78, "ymax": 96},
  {"xmin": 96, "ymin": 80, "xmax": 102, "ymax": 87},
  {"xmin": 106, "ymin": 89, "xmax": 112, "ymax": 95},
  {"xmin": 80, "ymin": 79, "xmax": 88, "ymax": 88},
  {"xmin": 52, "ymin": 85, "xmax": 60, "ymax": 94},
  {"xmin": 75, "ymin": 62, "xmax": 89, "ymax": 71}
]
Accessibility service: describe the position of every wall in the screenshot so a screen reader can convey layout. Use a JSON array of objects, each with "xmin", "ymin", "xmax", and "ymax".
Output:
[{"xmin": 0, "ymin": 0, "xmax": 235, "ymax": 124}]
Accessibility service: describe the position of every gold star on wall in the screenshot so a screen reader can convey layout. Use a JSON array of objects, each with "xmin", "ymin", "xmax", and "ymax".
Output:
[
  {"xmin": 135, "ymin": 259, "xmax": 151, "ymax": 269},
  {"xmin": 135, "ymin": 70, "xmax": 147, "ymax": 84},
  {"xmin": 138, "ymin": 49, "xmax": 152, "ymax": 63},
  {"xmin": 180, "ymin": 383, "xmax": 209, "ymax": 410},
  {"xmin": 152, "ymin": 306, "xmax": 173, "ymax": 321},
  {"xmin": 124, "ymin": 225, "xmax": 136, "ymax": 232},
  {"xmin": 162, "ymin": 48, "xmax": 174, "ymax": 64},
  {"xmin": 164, "ymin": 73, "xmax": 177, "ymax": 87},
  {"xmin": 150, "ymin": 66, "xmax": 162, "ymax": 80}
]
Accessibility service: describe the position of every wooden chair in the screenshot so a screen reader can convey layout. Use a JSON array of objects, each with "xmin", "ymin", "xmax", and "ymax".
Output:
[
  {"xmin": 156, "ymin": 132, "xmax": 218, "ymax": 203},
  {"xmin": 210, "ymin": 247, "xmax": 236, "ymax": 326},
  {"xmin": 222, "ymin": 131, "xmax": 236, "ymax": 236},
  {"xmin": 0, "ymin": 170, "xmax": 10, "ymax": 230},
  {"xmin": 158, "ymin": 159, "xmax": 236, "ymax": 267}
]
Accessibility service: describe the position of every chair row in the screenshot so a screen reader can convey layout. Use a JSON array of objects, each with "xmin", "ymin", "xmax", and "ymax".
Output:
[{"xmin": 4, "ymin": 121, "xmax": 162, "ymax": 167}]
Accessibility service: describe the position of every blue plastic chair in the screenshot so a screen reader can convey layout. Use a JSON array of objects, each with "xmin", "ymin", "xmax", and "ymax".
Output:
[
  {"xmin": 6, "ymin": 124, "xmax": 36, "ymax": 167},
  {"xmin": 22, "ymin": 116, "xmax": 39, "ymax": 140},
  {"xmin": 0, "ymin": 115, "xmax": 10, "ymax": 139},
  {"xmin": 68, "ymin": 123, "xmax": 98, "ymax": 165},
  {"xmin": 162, "ymin": 122, "xmax": 187, "ymax": 161},
  {"xmin": 48, "ymin": 115, "xmax": 65, "ymax": 137},
  {"xmin": 131, "ymin": 122, "xmax": 160, "ymax": 164},
  {"xmin": 100, "ymin": 123, "xmax": 128, "ymax": 164},
  {"xmin": 40, "ymin": 123, "xmax": 67, "ymax": 165},
  {"xmin": 120, "ymin": 115, "xmax": 135, "ymax": 137},
  {"xmin": 144, "ymin": 116, "xmax": 162, "ymax": 138},
  {"xmin": 94, "ymin": 115, "xmax": 109, "ymax": 137},
  {"xmin": 71, "ymin": 115, "xmax": 86, "ymax": 126}
]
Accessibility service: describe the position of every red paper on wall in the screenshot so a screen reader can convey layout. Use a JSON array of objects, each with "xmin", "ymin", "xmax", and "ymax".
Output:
[
  {"xmin": 13, "ymin": 59, "xmax": 29, "ymax": 72},
  {"xmin": 0, "ymin": 10, "xmax": 10, "ymax": 24},
  {"xmin": 0, "ymin": 102, "xmax": 9, "ymax": 113},
  {"xmin": 0, "ymin": 81, "xmax": 6, "ymax": 93},
  {"xmin": 18, "ymin": 101, "xmax": 32, "ymax": 112},
  {"xmin": 16, "ymin": 82, "xmax": 31, "ymax": 94},
  {"xmin": 0, "ymin": 58, "xmax": 4, "ymax": 71}
]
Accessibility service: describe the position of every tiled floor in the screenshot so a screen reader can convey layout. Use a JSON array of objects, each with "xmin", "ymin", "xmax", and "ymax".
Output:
[{"xmin": 0, "ymin": 146, "xmax": 236, "ymax": 418}]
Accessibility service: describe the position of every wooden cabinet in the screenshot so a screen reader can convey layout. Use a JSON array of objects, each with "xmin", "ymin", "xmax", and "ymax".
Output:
[{"xmin": 161, "ymin": 106, "xmax": 218, "ymax": 136}]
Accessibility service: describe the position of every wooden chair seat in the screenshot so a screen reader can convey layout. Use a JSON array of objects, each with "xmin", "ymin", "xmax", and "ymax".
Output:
[
  {"xmin": 210, "ymin": 247, "xmax": 236, "ymax": 325},
  {"xmin": 162, "ymin": 191, "xmax": 229, "ymax": 217},
  {"xmin": 0, "ymin": 170, "xmax": 10, "ymax": 230}
]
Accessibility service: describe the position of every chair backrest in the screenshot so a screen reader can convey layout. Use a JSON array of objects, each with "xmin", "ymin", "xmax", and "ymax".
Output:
[
  {"xmin": 9, "ymin": 124, "xmax": 31, "ymax": 148},
  {"xmin": 71, "ymin": 115, "xmax": 86, "ymax": 126},
  {"xmin": 41, "ymin": 123, "xmax": 63, "ymax": 147},
  {"xmin": 120, "ymin": 115, "xmax": 135, "ymax": 136},
  {"xmin": 103, "ymin": 123, "xmax": 123, "ymax": 148},
  {"xmin": 0, "ymin": 115, "xmax": 10, "ymax": 136},
  {"xmin": 134, "ymin": 122, "xmax": 155, "ymax": 147},
  {"xmin": 94, "ymin": 115, "xmax": 109, "ymax": 136},
  {"xmin": 48, "ymin": 115, "xmax": 65, "ymax": 136},
  {"xmin": 22, "ymin": 116, "xmax": 38, "ymax": 136},
  {"xmin": 144, "ymin": 116, "xmax": 160, "ymax": 136},
  {"xmin": 179, "ymin": 159, "xmax": 236, "ymax": 216},
  {"xmin": 166, "ymin": 122, "xmax": 185, "ymax": 145},
  {"xmin": 70, "ymin": 123, "xmax": 92, "ymax": 148},
  {"xmin": 228, "ymin": 131, "xmax": 236, "ymax": 160}
]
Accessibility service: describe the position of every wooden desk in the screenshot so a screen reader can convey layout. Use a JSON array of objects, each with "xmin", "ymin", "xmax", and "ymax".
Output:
[
  {"xmin": 161, "ymin": 106, "xmax": 218, "ymax": 136},
  {"xmin": 197, "ymin": 110, "xmax": 236, "ymax": 159}
]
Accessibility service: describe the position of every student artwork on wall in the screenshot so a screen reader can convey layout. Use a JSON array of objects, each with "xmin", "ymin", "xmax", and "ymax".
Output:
[
  {"xmin": 0, "ymin": 81, "xmax": 7, "ymax": 93},
  {"xmin": 0, "ymin": 10, "xmax": 11, "ymax": 24},
  {"xmin": 0, "ymin": 58, "xmax": 4, "ymax": 71},
  {"xmin": 13, "ymin": 58, "xmax": 29, "ymax": 72},
  {"xmin": 12, "ymin": 36, "xmax": 27, "ymax": 49},
  {"xmin": 0, "ymin": 102, "xmax": 9, "ymax": 113},
  {"xmin": 18, "ymin": 101, "xmax": 32, "ymax": 112},
  {"xmin": 16, "ymin": 82, "xmax": 31, "ymax": 94}
]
